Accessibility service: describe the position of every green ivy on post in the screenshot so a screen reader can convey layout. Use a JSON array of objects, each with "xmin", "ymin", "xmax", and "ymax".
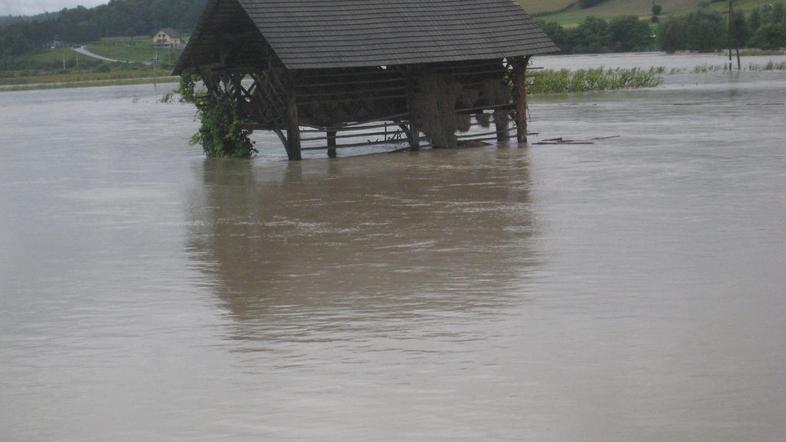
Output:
[{"xmin": 178, "ymin": 70, "xmax": 257, "ymax": 158}]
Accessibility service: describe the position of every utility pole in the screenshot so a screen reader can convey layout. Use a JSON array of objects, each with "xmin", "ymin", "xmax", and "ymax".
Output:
[
  {"xmin": 728, "ymin": 0, "xmax": 733, "ymax": 70},
  {"xmin": 153, "ymin": 46, "xmax": 159, "ymax": 86},
  {"xmin": 728, "ymin": 0, "xmax": 741, "ymax": 70},
  {"xmin": 732, "ymin": 0, "xmax": 741, "ymax": 70}
]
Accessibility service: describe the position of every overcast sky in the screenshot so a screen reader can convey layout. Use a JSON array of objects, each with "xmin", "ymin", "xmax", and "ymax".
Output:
[{"xmin": 0, "ymin": 0, "xmax": 107, "ymax": 15}]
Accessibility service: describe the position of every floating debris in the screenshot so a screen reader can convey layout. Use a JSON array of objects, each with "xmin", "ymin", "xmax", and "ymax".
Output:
[{"xmin": 534, "ymin": 135, "xmax": 620, "ymax": 145}]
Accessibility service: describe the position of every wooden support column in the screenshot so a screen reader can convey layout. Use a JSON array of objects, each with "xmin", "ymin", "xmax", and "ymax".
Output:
[
  {"xmin": 199, "ymin": 66, "xmax": 219, "ymax": 96},
  {"xmin": 327, "ymin": 130, "xmax": 337, "ymax": 158},
  {"xmin": 511, "ymin": 56, "xmax": 530, "ymax": 145},
  {"xmin": 405, "ymin": 69, "xmax": 420, "ymax": 150},
  {"xmin": 495, "ymin": 111, "xmax": 509, "ymax": 142},
  {"xmin": 407, "ymin": 119, "xmax": 421, "ymax": 150},
  {"xmin": 286, "ymin": 80, "xmax": 302, "ymax": 161}
]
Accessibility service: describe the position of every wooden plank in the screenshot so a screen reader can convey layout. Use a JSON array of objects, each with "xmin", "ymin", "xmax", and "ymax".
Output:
[
  {"xmin": 301, "ymin": 128, "xmax": 403, "ymax": 142},
  {"xmin": 296, "ymin": 94, "xmax": 406, "ymax": 105},
  {"xmin": 297, "ymin": 77, "xmax": 406, "ymax": 88},
  {"xmin": 458, "ymin": 126, "xmax": 517, "ymax": 139},
  {"xmin": 286, "ymin": 81, "xmax": 302, "ymax": 161},
  {"xmin": 405, "ymin": 68, "xmax": 420, "ymax": 151},
  {"xmin": 327, "ymin": 130, "xmax": 337, "ymax": 158},
  {"xmin": 455, "ymin": 103, "xmax": 514, "ymax": 113},
  {"xmin": 511, "ymin": 55, "xmax": 529, "ymax": 144},
  {"xmin": 301, "ymin": 120, "xmax": 407, "ymax": 133},
  {"xmin": 296, "ymin": 85, "xmax": 406, "ymax": 99},
  {"xmin": 301, "ymin": 136, "xmax": 426, "ymax": 150}
]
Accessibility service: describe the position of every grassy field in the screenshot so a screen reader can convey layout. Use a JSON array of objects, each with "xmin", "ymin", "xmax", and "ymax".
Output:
[
  {"xmin": 0, "ymin": 35, "xmax": 184, "ymax": 91},
  {"xmin": 0, "ymin": 47, "xmax": 178, "ymax": 91},
  {"xmin": 518, "ymin": 0, "xmax": 574, "ymax": 15},
  {"xmin": 86, "ymin": 36, "xmax": 184, "ymax": 66},
  {"xmin": 0, "ymin": 66, "xmax": 173, "ymax": 86},
  {"xmin": 521, "ymin": 0, "xmax": 780, "ymax": 25},
  {"xmin": 0, "ymin": 76, "xmax": 178, "ymax": 92},
  {"xmin": 5, "ymin": 48, "xmax": 91, "ymax": 68}
]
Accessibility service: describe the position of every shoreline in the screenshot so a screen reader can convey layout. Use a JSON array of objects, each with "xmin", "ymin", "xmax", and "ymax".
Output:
[
  {"xmin": 0, "ymin": 76, "xmax": 179, "ymax": 92},
  {"xmin": 3, "ymin": 52, "xmax": 785, "ymax": 94}
]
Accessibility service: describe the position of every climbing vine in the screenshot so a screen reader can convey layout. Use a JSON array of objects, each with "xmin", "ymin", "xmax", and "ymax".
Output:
[{"xmin": 178, "ymin": 70, "xmax": 256, "ymax": 158}]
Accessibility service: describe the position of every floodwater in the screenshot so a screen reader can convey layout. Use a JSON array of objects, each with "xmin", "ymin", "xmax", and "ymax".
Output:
[{"xmin": 1, "ymin": 55, "xmax": 785, "ymax": 441}]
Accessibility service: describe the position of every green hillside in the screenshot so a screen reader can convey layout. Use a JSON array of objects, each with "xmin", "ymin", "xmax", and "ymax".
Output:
[
  {"xmin": 520, "ymin": 0, "xmax": 778, "ymax": 24},
  {"xmin": 0, "ymin": 40, "xmax": 180, "ymax": 90},
  {"xmin": 518, "ymin": 0, "xmax": 575, "ymax": 15},
  {"xmin": 86, "ymin": 36, "xmax": 184, "ymax": 66}
]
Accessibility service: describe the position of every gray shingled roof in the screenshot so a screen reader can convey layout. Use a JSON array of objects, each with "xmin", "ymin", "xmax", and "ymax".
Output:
[
  {"xmin": 159, "ymin": 28, "xmax": 181, "ymax": 38},
  {"xmin": 184, "ymin": 0, "xmax": 557, "ymax": 70}
]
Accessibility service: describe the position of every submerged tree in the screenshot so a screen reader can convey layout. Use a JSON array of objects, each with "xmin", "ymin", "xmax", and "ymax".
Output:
[
  {"xmin": 750, "ymin": 23, "xmax": 786, "ymax": 49},
  {"xmin": 573, "ymin": 17, "xmax": 612, "ymax": 53},
  {"xmin": 652, "ymin": 2, "xmax": 663, "ymax": 22},
  {"xmin": 730, "ymin": 10, "xmax": 750, "ymax": 49},
  {"xmin": 178, "ymin": 70, "xmax": 256, "ymax": 158},
  {"xmin": 608, "ymin": 16, "xmax": 654, "ymax": 52},
  {"xmin": 685, "ymin": 8, "xmax": 726, "ymax": 52},
  {"xmin": 658, "ymin": 18, "xmax": 687, "ymax": 53},
  {"xmin": 578, "ymin": 0, "xmax": 606, "ymax": 8}
]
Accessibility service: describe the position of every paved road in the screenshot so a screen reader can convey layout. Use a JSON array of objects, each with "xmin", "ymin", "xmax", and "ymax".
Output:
[{"xmin": 72, "ymin": 46, "xmax": 123, "ymax": 63}]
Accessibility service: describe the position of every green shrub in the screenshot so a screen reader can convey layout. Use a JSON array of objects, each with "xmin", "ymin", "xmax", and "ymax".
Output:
[
  {"xmin": 529, "ymin": 67, "xmax": 664, "ymax": 94},
  {"xmin": 178, "ymin": 70, "xmax": 256, "ymax": 159},
  {"xmin": 750, "ymin": 23, "xmax": 786, "ymax": 49},
  {"xmin": 609, "ymin": 16, "xmax": 654, "ymax": 52},
  {"xmin": 579, "ymin": 0, "xmax": 605, "ymax": 8}
]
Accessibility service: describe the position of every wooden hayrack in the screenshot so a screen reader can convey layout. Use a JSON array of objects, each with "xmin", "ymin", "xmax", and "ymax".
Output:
[{"xmin": 174, "ymin": 0, "xmax": 557, "ymax": 159}]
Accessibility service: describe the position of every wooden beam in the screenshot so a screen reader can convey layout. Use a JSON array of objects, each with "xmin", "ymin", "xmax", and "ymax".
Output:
[
  {"xmin": 511, "ymin": 56, "xmax": 530, "ymax": 145},
  {"xmin": 495, "ymin": 108, "xmax": 509, "ymax": 142},
  {"xmin": 405, "ymin": 68, "xmax": 420, "ymax": 151},
  {"xmin": 286, "ymin": 88, "xmax": 301, "ymax": 160},
  {"xmin": 327, "ymin": 130, "xmax": 337, "ymax": 158},
  {"xmin": 273, "ymin": 129, "xmax": 287, "ymax": 149}
]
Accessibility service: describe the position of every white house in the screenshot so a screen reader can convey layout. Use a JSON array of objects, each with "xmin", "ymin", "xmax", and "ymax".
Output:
[{"xmin": 153, "ymin": 28, "xmax": 183, "ymax": 48}]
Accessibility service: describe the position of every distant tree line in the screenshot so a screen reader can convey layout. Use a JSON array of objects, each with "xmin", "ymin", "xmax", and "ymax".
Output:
[
  {"xmin": 578, "ymin": 0, "xmax": 607, "ymax": 8},
  {"xmin": 0, "ymin": 12, "xmax": 60, "ymax": 27},
  {"xmin": 539, "ymin": 2, "xmax": 786, "ymax": 55},
  {"xmin": 659, "ymin": 2, "xmax": 786, "ymax": 52},
  {"xmin": 0, "ymin": 0, "xmax": 206, "ymax": 58},
  {"xmin": 538, "ymin": 16, "xmax": 655, "ymax": 54}
]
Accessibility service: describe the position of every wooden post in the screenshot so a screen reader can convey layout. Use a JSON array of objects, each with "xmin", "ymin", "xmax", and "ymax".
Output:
[
  {"xmin": 727, "ymin": 0, "xmax": 735, "ymax": 70},
  {"xmin": 407, "ymin": 119, "xmax": 420, "ymax": 150},
  {"xmin": 405, "ymin": 68, "xmax": 420, "ymax": 150},
  {"xmin": 495, "ymin": 111, "xmax": 509, "ymax": 142},
  {"xmin": 327, "ymin": 130, "xmax": 337, "ymax": 158},
  {"xmin": 511, "ymin": 56, "xmax": 530, "ymax": 145},
  {"xmin": 735, "ymin": 47, "xmax": 741, "ymax": 71},
  {"xmin": 199, "ymin": 66, "xmax": 219, "ymax": 96},
  {"xmin": 731, "ymin": 0, "xmax": 741, "ymax": 70},
  {"xmin": 286, "ymin": 80, "xmax": 301, "ymax": 161}
]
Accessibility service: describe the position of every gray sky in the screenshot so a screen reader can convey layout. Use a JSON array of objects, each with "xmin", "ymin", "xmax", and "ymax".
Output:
[{"xmin": 0, "ymin": 0, "xmax": 107, "ymax": 15}]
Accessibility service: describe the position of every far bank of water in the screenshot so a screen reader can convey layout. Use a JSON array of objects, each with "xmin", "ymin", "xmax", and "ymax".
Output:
[{"xmin": 4, "ymin": 51, "xmax": 786, "ymax": 93}]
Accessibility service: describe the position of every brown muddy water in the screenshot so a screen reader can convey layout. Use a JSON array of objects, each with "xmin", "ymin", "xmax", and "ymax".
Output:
[{"xmin": 1, "ymin": 58, "xmax": 785, "ymax": 441}]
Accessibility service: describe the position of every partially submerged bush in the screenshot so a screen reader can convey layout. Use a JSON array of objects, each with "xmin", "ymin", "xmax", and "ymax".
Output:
[
  {"xmin": 529, "ymin": 67, "xmax": 664, "ymax": 94},
  {"xmin": 178, "ymin": 70, "xmax": 256, "ymax": 158}
]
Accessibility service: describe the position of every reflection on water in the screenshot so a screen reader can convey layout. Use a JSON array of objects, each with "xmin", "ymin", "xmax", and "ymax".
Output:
[{"xmin": 185, "ymin": 149, "xmax": 538, "ymax": 344}]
